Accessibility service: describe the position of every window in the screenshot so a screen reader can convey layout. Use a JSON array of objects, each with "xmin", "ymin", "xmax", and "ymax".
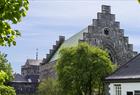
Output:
[
  {"xmin": 28, "ymin": 78, "xmax": 32, "ymax": 82},
  {"xmin": 104, "ymin": 28, "xmax": 110, "ymax": 35},
  {"xmin": 127, "ymin": 92, "xmax": 133, "ymax": 95},
  {"xmin": 114, "ymin": 84, "xmax": 121, "ymax": 95},
  {"xmin": 135, "ymin": 90, "xmax": 140, "ymax": 95}
]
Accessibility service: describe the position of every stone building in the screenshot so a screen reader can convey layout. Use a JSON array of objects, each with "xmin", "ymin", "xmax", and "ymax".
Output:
[
  {"xmin": 21, "ymin": 59, "xmax": 42, "ymax": 82},
  {"xmin": 40, "ymin": 36, "xmax": 65, "ymax": 79},
  {"xmin": 10, "ymin": 59, "xmax": 42, "ymax": 95},
  {"xmin": 40, "ymin": 5, "xmax": 137, "ymax": 80},
  {"xmin": 9, "ymin": 73, "xmax": 38, "ymax": 95}
]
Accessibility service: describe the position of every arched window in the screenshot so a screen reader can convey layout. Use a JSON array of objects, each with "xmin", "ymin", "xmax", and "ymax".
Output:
[{"xmin": 104, "ymin": 28, "xmax": 110, "ymax": 35}]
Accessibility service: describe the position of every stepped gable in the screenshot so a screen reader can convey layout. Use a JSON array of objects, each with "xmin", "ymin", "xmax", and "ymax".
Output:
[
  {"xmin": 41, "ymin": 36, "xmax": 65, "ymax": 65},
  {"xmin": 43, "ymin": 5, "xmax": 137, "ymax": 65},
  {"xmin": 48, "ymin": 28, "xmax": 88, "ymax": 62},
  {"xmin": 39, "ymin": 5, "xmax": 138, "ymax": 80},
  {"xmin": 82, "ymin": 5, "xmax": 137, "ymax": 65}
]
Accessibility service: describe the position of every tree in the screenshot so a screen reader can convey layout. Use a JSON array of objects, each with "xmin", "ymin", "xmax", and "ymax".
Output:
[
  {"xmin": 138, "ymin": 0, "xmax": 140, "ymax": 4},
  {"xmin": 56, "ymin": 43, "xmax": 115, "ymax": 95},
  {"xmin": 0, "ymin": 52, "xmax": 13, "ymax": 81},
  {"xmin": 0, "ymin": 71, "xmax": 16, "ymax": 95},
  {"xmin": 0, "ymin": 0, "xmax": 29, "ymax": 46},
  {"xmin": 0, "ymin": 52, "xmax": 15, "ymax": 95},
  {"xmin": 38, "ymin": 78, "xmax": 61, "ymax": 95}
]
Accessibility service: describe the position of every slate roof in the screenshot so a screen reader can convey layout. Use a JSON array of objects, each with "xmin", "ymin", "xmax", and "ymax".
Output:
[
  {"xmin": 25, "ymin": 59, "xmax": 42, "ymax": 66},
  {"xmin": 12, "ymin": 73, "xmax": 27, "ymax": 82},
  {"xmin": 49, "ymin": 27, "xmax": 88, "ymax": 62},
  {"xmin": 106, "ymin": 54, "xmax": 140, "ymax": 81}
]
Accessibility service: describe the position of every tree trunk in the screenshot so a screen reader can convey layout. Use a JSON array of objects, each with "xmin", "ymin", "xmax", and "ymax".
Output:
[
  {"xmin": 89, "ymin": 74, "xmax": 92, "ymax": 95},
  {"xmin": 98, "ymin": 81, "xmax": 101, "ymax": 95},
  {"xmin": 102, "ymin": 82, "xmax": 105, "ymax": 95}
]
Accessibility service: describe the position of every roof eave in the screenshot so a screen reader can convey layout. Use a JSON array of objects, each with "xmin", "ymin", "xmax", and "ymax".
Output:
[{"xmin": 105, "ymin": 78, "xmax": 140, "ymax": 83}]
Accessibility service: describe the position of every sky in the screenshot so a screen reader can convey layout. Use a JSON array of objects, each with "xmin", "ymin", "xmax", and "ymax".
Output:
[{"xmin": 0, "ymin": 0, "xmax": 140, "ymax": 73}]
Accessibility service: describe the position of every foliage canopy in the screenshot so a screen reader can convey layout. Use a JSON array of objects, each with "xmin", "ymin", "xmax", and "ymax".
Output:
[
  {"xmin": 0, "ymin": 0, "xmax": 29, "ymax": 46},
  {"xmin": 56, "ymin": 43, "xmax": 115, "ymax": 95},
  {"xmin": 38, "ymin": 78, "xmax": 61, "ymax": 95},
  {"xmin": 138, "ymin": 0, "xmax": 140, "ymax": 4},
  {"xmin": 0, "ymin": 71, "xmax": 16, "ymax": 95},
  {"xmin": 0, "ymin": 52, "xmax": 13, "ymax": 81},
  {"xmin": 0, "ymin": 52, "xmax": 15, "ymax": 95}
]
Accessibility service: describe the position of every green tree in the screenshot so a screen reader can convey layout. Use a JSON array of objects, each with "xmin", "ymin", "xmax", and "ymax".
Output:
[
  {"xmin": 0, "ymin": 0, "xmax": 29, "ymax": 46},
  {"xmin": 56, "ymin": 43, "xmax": 115, "ymax": 95},
  {"xmin": 0, "ymin": 52, "xmax": 13, "ymax": 81},
  {"xmin": 0, "ymin": 71, "xmax": 16, "ymax": 95},
  {"xmin": 138, "ymin": 0, "xmax": 140, "ymax": 4},
  {"xmin": 38, "ymin": 78, "xmax": 61, "ymax": 95},
  {"xmin": 0, "ymin": 52, "xmax": 15, "ymax": 95}
]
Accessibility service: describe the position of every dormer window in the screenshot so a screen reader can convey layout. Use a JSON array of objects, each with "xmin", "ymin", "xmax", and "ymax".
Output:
[{"xmin": 104, "ymin": 28, "xmax": 110, "ymax": 35}]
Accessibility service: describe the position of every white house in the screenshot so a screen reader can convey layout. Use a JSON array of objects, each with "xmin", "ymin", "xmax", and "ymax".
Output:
[{"xmin": 105, "ymin": 54, "xmax": 140, "ymax": 95}]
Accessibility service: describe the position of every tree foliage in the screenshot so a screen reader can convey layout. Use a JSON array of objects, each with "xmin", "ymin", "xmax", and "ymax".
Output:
[
  {"xmin": 56, "ymin": 43, "xmax": 115, "ymax": 95},
  {"xmin": 0, "ymin": 52, "xmax": 13, "ymax": 81},
  {"xmin": 138, "ymin": 0, "xmax": 140, "ymax": 4},
  {"xmin": 0, "ymin": 0, "xmax": 29, "ymax": 46},
  {"xmin": 0, "ymin": 52, "xmax": 15, "ymax": 95},
  {"xmin": 38, "ymin": 78, "xmax": 61, "ymax": 95},
  {"xmin": 0, "ymin": 71, "xmax": 16, "ymax": 95}
]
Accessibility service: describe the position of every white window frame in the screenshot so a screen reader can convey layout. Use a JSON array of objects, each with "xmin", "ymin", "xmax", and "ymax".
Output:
[{"xmin": 114, "ymin": 84, "xmax": 121, "ymax": 95}]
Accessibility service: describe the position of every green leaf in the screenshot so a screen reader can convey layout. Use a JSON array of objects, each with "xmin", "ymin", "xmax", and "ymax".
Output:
[{"xmin": 12, "ymin": 41, "xmax": 16, "ymax": 46}]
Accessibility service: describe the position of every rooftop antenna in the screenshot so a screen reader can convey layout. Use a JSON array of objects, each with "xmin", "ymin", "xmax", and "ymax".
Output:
[{"xmin": 36, "ymin": 48, "xmax": 38, "ymax": 60}]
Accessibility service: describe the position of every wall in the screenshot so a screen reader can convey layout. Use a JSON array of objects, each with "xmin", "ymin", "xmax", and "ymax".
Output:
[
  {"xmin": 39, "ymin": 61, "xmax": 56, "ymax": 80},
  {"xmin": 109, "ymin": 82, "xmax": 140, "ymax": 95}
]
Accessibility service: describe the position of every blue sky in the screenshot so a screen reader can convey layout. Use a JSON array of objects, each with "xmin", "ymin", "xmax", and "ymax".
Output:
[{"xmin": 0, "ymin": 0, "xmax": 140, "ymax": 73}]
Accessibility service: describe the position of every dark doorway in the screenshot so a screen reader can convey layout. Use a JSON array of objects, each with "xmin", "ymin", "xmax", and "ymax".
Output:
[{"xmin": 127, "ymin": 92, "xmax": 133, "ymax": 95}]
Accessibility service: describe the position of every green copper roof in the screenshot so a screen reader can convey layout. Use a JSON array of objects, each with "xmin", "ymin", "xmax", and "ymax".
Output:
[{"xmin": 49, "ymin": 27, "xmax": 88, "ymax": 62}]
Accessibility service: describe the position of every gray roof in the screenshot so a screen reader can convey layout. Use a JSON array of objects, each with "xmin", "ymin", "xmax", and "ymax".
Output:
[
  {"xmin": 13, "ymin": 73, "xmax": 27, "ymax": 82},
  {"xmin": 26, "ymin": 59, "xmax": 42, "ymax": 66},
  {"xmin": 49, "ymin": 27, "xmax": 88, "ymax": 62},
  {"xmin": 106, "ymin": 54, "xmax": 140, "ymax": 80}
]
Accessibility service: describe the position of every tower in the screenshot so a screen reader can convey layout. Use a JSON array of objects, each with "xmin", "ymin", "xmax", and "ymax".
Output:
[{"xmin": 36, "ymin": 48, "xmax": 38, "ymax": 60}]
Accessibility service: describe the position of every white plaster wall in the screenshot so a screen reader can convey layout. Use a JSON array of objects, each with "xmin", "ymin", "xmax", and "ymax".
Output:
[{"xmin": 109, "ymin": 82, "xmax": 140, "ymax": 95}]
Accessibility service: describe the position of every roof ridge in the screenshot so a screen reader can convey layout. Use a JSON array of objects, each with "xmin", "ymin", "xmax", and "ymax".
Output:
[
  {"xmin": 45, "ymin": 27, "xmax": 88, "ymax": 63},
  {"xmin": 106, "ymin": 53, "xmax": 140, "ymax": 79},
  {"xmin": 65, "ymin": 27, "xmax": 88, "ymax": 41}
]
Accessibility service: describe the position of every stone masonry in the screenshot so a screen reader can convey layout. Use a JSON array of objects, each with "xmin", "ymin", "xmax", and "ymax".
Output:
[{"xmin": 81, "ymin": 5, "xmax": 137, "ymax": 65}]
